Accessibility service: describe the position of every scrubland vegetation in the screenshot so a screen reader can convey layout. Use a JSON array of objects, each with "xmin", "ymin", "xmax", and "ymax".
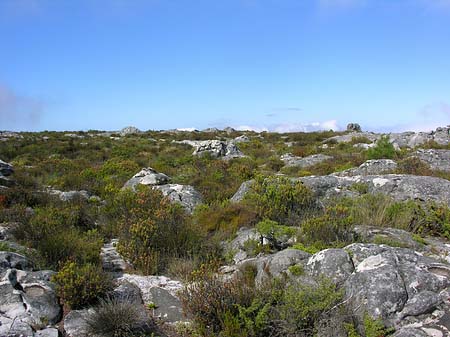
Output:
[{"xmin": 2, "ymin": 129, "xmax": 450, "ymax": 336}]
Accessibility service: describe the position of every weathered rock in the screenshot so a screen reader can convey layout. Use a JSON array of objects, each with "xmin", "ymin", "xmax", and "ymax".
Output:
[
  {"xmin": 306, "ymin": 248, "xmax": 354, "ymax": 285},
  {"xmin": 397, "ymin": 290, "xmax": 441, "ymax": 319},
  {"xmin": 35, "ymin": 327, "xmax": 59, "ymax": 337},
  {"xmin": 0, "ymin": 159, "xmax": 14, "ymax": 177},
  {"xmin": 64, "ymin": 309, "xmax": 90, "ymax": 337},
  {"xmin": 347, "ymin": 123, "xmax": 362, "ymax": 132},
  {"xmin": 0, "ymin": 252, "xmax": 33, "ymax": 272},
  {"xmin": 0, "ymin": 316, "xmax": 34, "ymax": 337},
  {"xmin": 280, "ymin": 153, "xmax": 333, "ymax": 169},
  {"xmin": 47, "ymin": 188, "xmax": 90, "ymax": 202},
  {"xmin": 101, "ymin": 239, "xmax": 129, "ymax": 273},
  {"xmin": 234, "ymin": 135, "xmax": 250, "ymax": 143},
  {"xmin": 176, "ymin": 139, "xmax": 244, "ymax": 159},
  {"xmin": 224, "ymin": 227, "xmax": 261, "ymax": 264},
  {"xmin": 324, "ymin": 132, "xmax": 381, "ymax": 144},
  {"xmin": 116, "ymin": 274, "xmax": 187, "ymax": 323},
  {"xmin": 334, "ymin": 159, "xmax": 398, "ymax": 176},
  {"xmin": 120, "ymin": 126, "xmax": 141, "ymax": 136},
  {"xmin": 155, "ymin": 184, "xmax": 203, "ymax": 213},
  {"xmin": 390, "ymin": 131, "xmax": 433, "ymax": 149},
  {"xmin": 123, "ymin": 167, "xmax": 170, "ymax": 189},
  {"xmin": 352, "ymin": 226, "xmax": 424, "ymax": 251},
  {"xmin": 230, "ymin": 180, "xmax": 254, "ymax": 203},
  {"xmin": 413, "ymin": 149, "xmax": 450, "ymax": 172},
  {"xmin": 112, "ymin": 280, "xmax": 143, "ymax": 304},
  {"xmin": 393, "ymin": 327, "xmax": 429, "ymax": 337}
]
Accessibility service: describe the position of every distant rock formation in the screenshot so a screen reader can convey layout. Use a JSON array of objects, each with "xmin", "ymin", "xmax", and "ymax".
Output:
[
  {"xmin": 347, "ymin": 123, "xmax": 362, "ymax": 132},
  {"xmin": 175, "ymin": 139, "xmax": 245, "ymax": 159},
  {"xmin": 120, "ymin": 126, "xmax": 141, "ymax": 136}
]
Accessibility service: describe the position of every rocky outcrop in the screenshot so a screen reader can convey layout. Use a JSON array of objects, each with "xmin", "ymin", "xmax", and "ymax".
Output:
[
  {"xmin": 234, "ymin": 135, "xmax": 250, "ymax": 143},
  {"xmin": 333, "ymin": 159, "xmax": 398, "ymax": 176},
  {"xmin": 155, "ymin": 184, "xmax": 202, "ymax": 213},
  {"xmin": 347, "ymin": 123, "xmax": 362, "ymax": 132},
  {"xmin": 176, "ymin": 139, "xmax": 244, "ymax": 159},
  {"xmin": 120, "ymin": 126, "xmax": 141, "ymax": 136},
  {"xmin": 280, "ymin": 153, "xmax": 333, "ymax": 169},
  {"xmin": 47, "ymin": 188, "xmax": 90, "ymax": 202},
  {"xmin": 223, "ymin": 227, "xmax": 261, "ymax": 264},
  {"xmin": 116, "ymin": 274, "xmax": 186, "ymax": 323},
  {"xmin": 232, "ymin": 174, "xmax": 450, "ymax": 206},
  {"xmin": 124, "ymin": 168, "xmax": 203, "ymax": 213},
  {"xmin": 0, "ymin": 159, "xmax": 14, "ymax": 187},
  {"xmin": 324, "ymin": 132, "xmax": 381, "ymax": 144},
  {"xmin": 101, "ymin": 239, "xmax": 129, "ymax": 273},
  {"xmin": 123, "ymin": 167, "xmax": 170, "ymax": 189},
  {"xmin": 324, "ymin": 125, "xmax": 450, "ymax": 149},
  {"xmin": 413, "ymin": 149, "xmax": 450, "ymax": 172},
  {"xmin": 0, "ymin": 252, "xmax": 62, "ymax": 337}
]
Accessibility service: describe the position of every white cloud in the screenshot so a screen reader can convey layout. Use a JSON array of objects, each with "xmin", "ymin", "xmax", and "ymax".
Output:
[
  {"xmin": 235, "ymin": 125, "xmax": 269, "ymax": 133},
  {"xmin": 176, "ymin": 127, "xmax": 198, "ymax": 132}
]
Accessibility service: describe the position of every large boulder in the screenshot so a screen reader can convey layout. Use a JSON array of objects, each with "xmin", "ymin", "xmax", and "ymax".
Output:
[
  {"xmin": 120, "ymin": 126, "xmax": 141, "ymax": 136},
  {"xmin": 123, "ymin": 167, "xmax": 170, "ymax": 189},
  {"xmin": 324, "ymin": 132, "xmax": 381, "ymax": 144},
  {"xmin": 123, "ymin": 169, "xmax": 203, "ymax": 213},
  {"xmin": 347, "ymin": 123, "xmax": 362, "ymax": 132},
  {"xmin": 413, "ymin": 149, "xmax": 450, "ymax": 172},
  {"xmin": 155, "ymin": 184, "xmax": 202, "ymax": 213},
  {"xmin": 333, "ymin": 159, "xmax": 398, "ymax": 176},
  {"xmin": 176, "ymin": 139, "xmax": 244, "ymax": 159},
  {"xmin": 47, "ymin": 188, "xmax": 91, "ymax": 202},
  {"xmin": 306, "ymin": 248, "xmax": 354, "ymax": 285},
  {"xmin": 280, "ymin": 153, "xmax": 333, "ymax": 169},
  {"xmin": 116, "ymin": 274, "xmax": 186, "ymax": 323},
  {"xmin": 344, "ymin": 243, "xmax": 450, "ymax": 331}
]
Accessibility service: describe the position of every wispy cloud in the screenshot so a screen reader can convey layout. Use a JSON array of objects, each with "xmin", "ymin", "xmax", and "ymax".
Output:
[
  {"xmin": 0, "ymin": 84, "xmax": 45, "ymax": 129},
  {"xmin": 265, "ymin": 107, "xmax": 303, "ymax": 118}
]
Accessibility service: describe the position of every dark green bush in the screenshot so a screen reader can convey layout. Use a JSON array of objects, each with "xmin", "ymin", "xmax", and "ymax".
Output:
[{"xmin": 367, "ymin": 136, "xmax": 396, "ymax": 159}]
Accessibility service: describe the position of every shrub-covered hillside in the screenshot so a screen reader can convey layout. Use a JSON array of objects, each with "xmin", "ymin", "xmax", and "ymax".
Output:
[{"xmin": 2, "ymin": 125, "xmax": 450, "ymax": 337}]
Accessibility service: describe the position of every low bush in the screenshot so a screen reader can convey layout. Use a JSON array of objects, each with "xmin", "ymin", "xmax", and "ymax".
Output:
[
  {"xmin": 367, "ymin": 136, "xmax": 396, "ymax": 160},
  {"xmin": 52, "ymin": 261, "xmax": 112, "ymax": 309},
  {"xmin": 243, "ymin": 175, "xmax": 317, "ymax": 225}
]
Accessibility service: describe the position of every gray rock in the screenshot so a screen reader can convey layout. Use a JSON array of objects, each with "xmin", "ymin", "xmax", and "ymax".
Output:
[
  {"xmin": 0, "ymin": 268, "xmax": 61, "ymax": 327},
  {"xmin": 64, "ymin": 309, "xmax": 90, "ymax": 337},
  {"xmin": 280, "ymin": 153, "xmax": 333, "ymax": 169},
  {"xmin": 433, "ymin": 126, "xmax": 450, "ymax": 146},
  {"xmin": 324, "ymin": 132, "xmax": 381, "ymax": 144},
  {"xmin": 413, "ymin": 149, "xmax": 450, "ymax": 172},
  {"xmin": 390, "ymin": 131, "xmax": 433, "ymax": 149},
  {"xmin": 155, "ymin": 184, "xmax": 203, "ymax": 213},
  {"xmin": 0, "ymin": 252, "xmax": 33, "ymax": 272},
  {"xmin": 0, "ymin": 159, "xmax": 14, "ymax": 177},
  {"xmin": 234, "ymin": 135, "xmax": 250, "ymax": 143},
  {"xmin": 47, "ymin": 189, "xmax": 90, "ymax": 202},
  {"xmin": 347, "ymin": 123, "xmax": 362, "ymax": 132},
  {"xmin": 120, "ymin": 126, "xmax": 141, "ymax": 136},
  {"xmin": 123, "ymin": 167, "xmax": 170, "ymax": 189},
  {"xmin": 334, "ymin": 159, "xmax": 398, "ymax": 176},
  {"xmin": 0, "ymin": 316, "xmax": 34, "ymax": 337},
  {"xmin": 116, "ymin": 274, "xmax": 187, "ymax": 323},
  {"xmin": 224, "ymin": 227, "xmax": 261, "ymax": 264},
  {"xmin": 352, "ymin": 226, "xmax": 423, "ymax": 250},
  {"xmin": 147, "ymin": 287, "xmax": 184, "ymax": 323},
  {"xmin": 233, "ymin": 174, "xmax": 450, "ymax": 206},
  {"xmin": 393, "ymin": 327, "xmax": 429, "ymax": 337},
  {"xmin": 35, "ymin": 327, "xmax": 59, "ymax": 337},
  {"xmin": 398, "ymin": 291, "xmax": 441, "ymax": 319},
  {"xmin": 101, "ymin": 239, "xmax": 129, "ymax": 273},
  {"xmin": 345, "ymin": 251, "xmax": 408, "ymax": 321},
  {"xmin": 176, "ymin": 139, "xmax": 244, "ymax": 159},
  {"xmin": 306, "ymin": 248, "xmax": 354, "ymax": 285},
  {"xmin": 112, "ymin": 281, "xmax": 142, "ymax": 304}
]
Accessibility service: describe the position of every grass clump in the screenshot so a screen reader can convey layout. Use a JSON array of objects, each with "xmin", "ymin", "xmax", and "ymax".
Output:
[
  {"xmin": 84, "ymin": 296, "xmax": 153, "ymax": 337},
  {"xmin": 367, "ymin": 136, "xmax": 396, "ymax": 160}
]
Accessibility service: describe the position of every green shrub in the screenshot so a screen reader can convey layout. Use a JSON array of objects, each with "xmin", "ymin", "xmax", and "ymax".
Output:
[
  {"xmin": 52, "ymin": 261, "xmax": 112, "ymax": 309},
  {"xmin": 299, "ymin": 205, "xmax": 354, "ymax": 249},
  {"xmin": 256, "ymin": 219, "xmax": 296, "ymax": 249},
  {"xmin": 244, "ymin": 175, "xmax": 317, "ymax": 225},
  {"xmin": 367, "ymin": 136, "xmax": 396, "ymax": 160},
  {"xmin": 114, "ymin": 186, "xmax": 201, "ymax": 275}
]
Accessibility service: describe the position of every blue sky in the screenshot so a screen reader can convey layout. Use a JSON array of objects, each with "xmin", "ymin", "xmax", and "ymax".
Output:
[{"xmin": 1, "ymin": 0, "xmax": 450, "ymax": 132}]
